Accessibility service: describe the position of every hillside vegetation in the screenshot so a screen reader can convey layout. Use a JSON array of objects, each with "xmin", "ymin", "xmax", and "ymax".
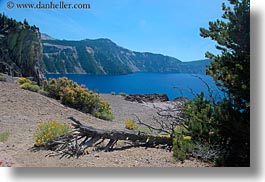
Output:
[
  {"xmin": 0, "ymin": 13, "xmax": 209, "ymax": 78},
  {"xmin": 0, "ymin": 13, "xmax": 44, "ymax": 84},
  {"xmin": 42, "ymin": 38, "xmax": 210, "ymax": 75}
]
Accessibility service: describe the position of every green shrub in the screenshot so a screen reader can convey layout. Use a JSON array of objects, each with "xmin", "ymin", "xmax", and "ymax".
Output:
[
  {"xmin": 38, "ymin": 89, "xmax": 49, "ymax": 96},
  {"xmin": 125, "ymin": 120, "xmax": 138, "ymax": 130},
  {"xmin": 34, "ymin": 121, "xmax": 71, "ymax": 145},
  {"xmin": 17, "ymin": 77, "xmax": 32, "ymax": 84},
  {"xmin": 172, "ymin": 93, "xmax": 219, "ymax": 162},
  {"xmin": 213, "ymin": 100, "xmax": 250, "ymax": 166},
  {"xmin": 181, "ymin": 92, "xmax": 250, "ymax": 166},
  {"xmin": 119, "ymin": 92, "xmax": 127, "ymax": 97},
  {"xmin": 0, "ymin": 76, "xmax": 6, "ymax": 82},
  {"xmin": 20, "ymin": 82, "xmax": 40, "ymax": 92},
  {"xmin": 0, "ymin": 132, "xmax": 10, "ymax": 142},
  {"xmin": 0, "ymin": 73, "xmax": 6, "ymax": 82},
  {"xmin": 172, "ymin": 124, "xmax": 194, "ymax": 161},
  {"xmin": 173, "ymin": 134, "xmax": 194, "ymax": 161},
  {"xmin": 180, "ymin": 92, "xmax": 250, "ymax": 166},
  {"xmin": 43, "ymin": 77, "xmax": 114, "ymax": 120},
  {"xmin": 199, "ymin": 0, "xmax": 250, "ymax": 167},
  {"xmin": 184, "ymin": 93, "xmax": 219, "ymax": 144},
  {"xmin": 136, "ymin": 127, "xmax": 153, "ymax": 133},
  {"xmin": 18, "ymin": 77, "xmax": 40, "ymax": 92},
  {"xmin": 43, "ymin": 78, "xmax": 65, "ymax": 100},
  {"xmin": 111, "ymin": 92, "xmax": 115, "ymax": 95},
  {"xmin": 95, "ymin": 98, "xmax": 114, "ymax": 120},
  {"xmin": 156, "ymin": 92, "xmax": 222, "ymax": 162}
]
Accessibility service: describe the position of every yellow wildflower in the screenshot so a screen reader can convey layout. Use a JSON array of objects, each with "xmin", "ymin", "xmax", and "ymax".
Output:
[{"xmin": 183, "ymin": 136, "xmax": 192, "ymax": 140}]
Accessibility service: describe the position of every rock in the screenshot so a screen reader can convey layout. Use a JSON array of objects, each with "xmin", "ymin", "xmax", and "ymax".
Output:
[
  {"xmin": 0, "ymin": 15, "xmax": 44, "ymax": 85},
  {"xmin": 172, "ymin": 97, "xmax": 189, "ymax": 103},
  {"xmin": 125, "ymin": 94, "xmax": 169, "ymax": 103},
  {"xmin": 94, "ymin": 154, "xmax": 100, "ymax": 158}
]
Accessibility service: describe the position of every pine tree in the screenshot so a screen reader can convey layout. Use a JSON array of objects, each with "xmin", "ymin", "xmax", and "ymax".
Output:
[
  {"xmin": 200, "ymin": 0, "xmax": 250, "ymax": 111},
  {"xmin": 200, "ymin": 0, "xmax": 250, "ymax": 166},
  {"xmin": 23, "ymin": 18, "xmax": 29, "ymax": 26}
]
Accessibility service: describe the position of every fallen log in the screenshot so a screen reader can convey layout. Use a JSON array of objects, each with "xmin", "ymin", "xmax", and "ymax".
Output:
[{"xmin": 32, "ymin": 117, "xmax": 173, "ymax": 158}]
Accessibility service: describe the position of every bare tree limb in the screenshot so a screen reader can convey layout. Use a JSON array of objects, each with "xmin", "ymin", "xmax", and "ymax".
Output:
[{"xmin": 31, "ymin": 117, "xmax": 173, "ymax": 158}]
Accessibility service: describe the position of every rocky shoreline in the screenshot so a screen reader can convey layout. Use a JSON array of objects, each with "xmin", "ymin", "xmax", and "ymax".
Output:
[{"xmin": 124, "ymin": 94, "xmax": 169, "ymax": 103}]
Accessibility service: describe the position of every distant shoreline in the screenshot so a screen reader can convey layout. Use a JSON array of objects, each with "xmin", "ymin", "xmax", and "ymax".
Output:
[
  {"xmin": 45, "ymin": 71, "xmax": 207, "ymax": 76},
  {"xmin": 45, "ymin": 72, "xmax": 219, "ymax": 101}
]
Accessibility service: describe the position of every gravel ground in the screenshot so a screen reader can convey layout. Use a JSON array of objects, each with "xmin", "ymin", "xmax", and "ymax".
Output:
[{"xmin": 0, "ymin": 81, "xmax": 212, "ymax": 167}]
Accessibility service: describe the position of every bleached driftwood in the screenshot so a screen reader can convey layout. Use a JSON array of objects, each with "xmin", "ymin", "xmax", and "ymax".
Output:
[{"xmin": 32, "ymin": 117, "xmax": 172, "ymax": 158}]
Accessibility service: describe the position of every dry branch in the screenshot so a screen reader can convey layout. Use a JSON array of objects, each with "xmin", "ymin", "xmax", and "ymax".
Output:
[
  {"xmin": 31, "ymin": 117, "xmax": 173, "ymax": 158},
  {"xmin": 135, "ymin": 100, "xmax": 186, "ymax": 136}
]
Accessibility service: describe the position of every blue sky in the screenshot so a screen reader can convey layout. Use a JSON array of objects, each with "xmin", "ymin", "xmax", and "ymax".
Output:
[{"xmin": 0, "ymin": 0, "xmax": 224, "ymax": 61}]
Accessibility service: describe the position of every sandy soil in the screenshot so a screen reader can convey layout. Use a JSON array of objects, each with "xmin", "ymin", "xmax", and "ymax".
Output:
[{"xmin": 0, "ymin": 81, "xmax": 212, "ymax": 167}]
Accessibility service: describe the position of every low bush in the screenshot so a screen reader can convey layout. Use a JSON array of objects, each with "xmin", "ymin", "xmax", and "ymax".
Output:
[
  {"xmin": 0, "ymin": 132, "xmax": 10, "ymax": 142},
  {"xmin": 34, "ymin": 121, "xmax": 71, "ymax": 145},
  {"xmin": 20, "ymin": 82, "xmax": 40, "ymax": 92},
  {"xmin": 172, "ymin": 124, "xmax": 194, "ymax": 161},
  {"xmin": 172, "ymin": 93, "xmax": 220, "ymax": 162},
  {"xmin": 136, "ymin": 127, "xmax": 153, "ymax": 133},
  {"xmin": 17, "ymin": 77, "xmax": 32, "ymax": 84},
  {"xmin": 119, "ymin": 92, "xmax": 127, "ymax": 97},
  {"xmin": 18, "ymin": 77, "xmax": 40, "ymax": 92},
  {"xmin": 43, "ymin": 77, "xmax": 114, "ymax": 120},
  {"xmin": 0, "ymin": 73, "xmax": 6, "ymax": 82},
  {"xmin": 184, "ymin": 93, "xmax": 219, "ymax": 144},
  {"xmin": 173, "ymin": 134, "xmax": 194, "ymax": 161},
  {"xmin": 95, "ymin": 100, "xmax": 114, "ymax": 120},
  {"xmin": 125, "ymin": 120, "xmax": 138, "ymax": 130}
]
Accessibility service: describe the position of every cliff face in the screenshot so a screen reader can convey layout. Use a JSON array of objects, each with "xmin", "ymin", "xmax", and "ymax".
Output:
[
  {"xmin": 42, "ymin": 38, "xmax": 210, "ymax": 75},
  {"xmin": 0, "ymin": 14, "xmax": 45, "ymax": 84},
  {"xmin": 0, "ymin": 14, "xmax": 208, "ymax": 79}
]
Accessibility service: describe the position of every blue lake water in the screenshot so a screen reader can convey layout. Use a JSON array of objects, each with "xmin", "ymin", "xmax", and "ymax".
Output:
[{"xmin": 46, "ymin": 72, "xmax": 223, "ymax": 100}]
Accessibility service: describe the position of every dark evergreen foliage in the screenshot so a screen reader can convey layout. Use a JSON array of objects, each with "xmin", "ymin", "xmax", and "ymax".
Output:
[
  {"xmin": 200, "ymin": 0, "xmax": 250, "ymax": 111},
  {"xmin": 174, "ymin": 0, "xmax": 250, "ymax": 166},
  {"xmin": 200, "ymin": 0, "xmax": 250, "ymax": 166},
  {"xmin": 0, "ymin": 13, "xmax": 44, "ymax": 84},
  {"xmin": 180, "ymin": 0, "xmax": 250, "ymax": 166}
]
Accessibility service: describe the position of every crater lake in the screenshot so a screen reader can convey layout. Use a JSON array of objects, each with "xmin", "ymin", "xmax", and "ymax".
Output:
[{"xmin": 46, "ymin": 72, "xmax": 223, "ymax": 100}]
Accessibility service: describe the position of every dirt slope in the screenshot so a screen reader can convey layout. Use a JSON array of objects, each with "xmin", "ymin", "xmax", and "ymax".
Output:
[{"xmin": 0, "ymin": 81, "xmax": 211, "ymax": 167}]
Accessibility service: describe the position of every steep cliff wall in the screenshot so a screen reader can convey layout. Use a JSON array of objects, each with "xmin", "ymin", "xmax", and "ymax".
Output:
[
  {"xmin": 0, "ymin": 14, "xmax": 44, "ymax": 84},
  {"xmin": 42, "ymin": 38, "xmax": 209, "ymax": 75}
]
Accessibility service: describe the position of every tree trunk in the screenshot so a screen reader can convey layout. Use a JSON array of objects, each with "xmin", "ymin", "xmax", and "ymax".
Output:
[{"xmin": 32, "ymin": 117, "xmax": 172, "ymax": 158}]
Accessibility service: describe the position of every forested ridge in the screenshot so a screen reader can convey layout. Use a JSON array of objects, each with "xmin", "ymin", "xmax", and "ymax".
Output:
[{"xmin": 0, "ymin": 13, "xmax": 44, "ymax": 84}]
